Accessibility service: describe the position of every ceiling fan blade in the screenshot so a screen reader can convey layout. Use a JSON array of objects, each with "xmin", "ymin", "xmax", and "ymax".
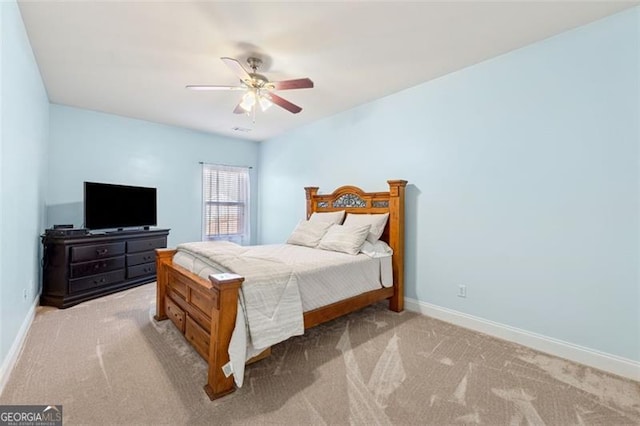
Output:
[
  {"xmin": 270, "ymin": 78, "xmax": 314, "ymax": 90},
  {"xmin": 221, "ymin": 57, "xmax": 251, "ymax": 83},
  {"xmin": 233, "ymin": 103, "xmax": 246, "ymax": 114},
  {"xmin": 186, "ymin": 85, "xmax": 245, "ymax": 91},
  {"xmin": 266, "ymin": 93, "xmax": 302, "ymax": 114}
]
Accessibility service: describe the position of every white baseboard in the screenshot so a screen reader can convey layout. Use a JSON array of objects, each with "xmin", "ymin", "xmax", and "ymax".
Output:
[
  {"xmin": 0, "ymin": 298, "xmax": 38, "ymax": 395},
  {"xmin": 405, "ymin": 297, "xmax": 640, "ymax": 381}
]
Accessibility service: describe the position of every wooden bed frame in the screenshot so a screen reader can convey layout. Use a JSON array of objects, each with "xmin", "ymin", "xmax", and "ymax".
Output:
[{"xmin": 154, "ymin": 180, "xmax": 407, "ymax": 400}]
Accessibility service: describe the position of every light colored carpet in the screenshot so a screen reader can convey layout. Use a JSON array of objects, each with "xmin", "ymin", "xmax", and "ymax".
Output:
[{"xmin": 1, "ymin": 283, "xmax": 638, "ymax": 425}]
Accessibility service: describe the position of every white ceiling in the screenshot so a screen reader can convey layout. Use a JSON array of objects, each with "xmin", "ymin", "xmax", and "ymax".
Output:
[{"xmin": 18, "ymin": 0, "xmax": 638, "ymax": 142}]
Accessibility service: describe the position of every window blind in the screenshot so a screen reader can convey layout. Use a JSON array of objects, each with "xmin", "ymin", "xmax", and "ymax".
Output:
[{"xmin": 202, "ymin": 163, "xmax": 250, "ymax": 244}]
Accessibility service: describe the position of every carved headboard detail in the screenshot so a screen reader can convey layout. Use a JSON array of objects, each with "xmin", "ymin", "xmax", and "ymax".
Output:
[{"xmin": 304, "ymin": 182, "xmax": 404, "ymax": 217}]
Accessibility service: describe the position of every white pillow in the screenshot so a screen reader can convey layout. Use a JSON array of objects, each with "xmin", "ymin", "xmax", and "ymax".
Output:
[
  {"xmin": 286, "ymin": 220, "xmax": 333, "ymax": 248},
  {"xmin": 309, "ymin": 210, "xmax": 346, "ymax": 225},
  {"xmin": 317, "ymin": 224, "xmax": 371, "ymax": 255},
  {"xmin": 343, "ymin": 213, "xmax": 389, "ymax": 243},
  {"xmin": 360, "ymin": 240, "xmax": 393, "ymax": 258}
]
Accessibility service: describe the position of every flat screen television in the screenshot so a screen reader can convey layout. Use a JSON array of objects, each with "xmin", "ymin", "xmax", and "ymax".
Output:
[{"xmin": 84, "ymin": 182, "xmax": 157, "ymax": 230}]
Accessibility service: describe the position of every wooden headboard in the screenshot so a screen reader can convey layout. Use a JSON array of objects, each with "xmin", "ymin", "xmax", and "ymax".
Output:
[{"xmin": 304, "ymin": 180, "xmax": 407, "ymax": 311}]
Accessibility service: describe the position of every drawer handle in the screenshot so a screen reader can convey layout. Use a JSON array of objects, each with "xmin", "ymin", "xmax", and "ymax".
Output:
[
  {"xmin": 93, "ymin": 277, "xmax": 106, "ymax": 284},
  {"xmin": 96, "ymin": 248, "xmax": 108, "ymax": 256}
]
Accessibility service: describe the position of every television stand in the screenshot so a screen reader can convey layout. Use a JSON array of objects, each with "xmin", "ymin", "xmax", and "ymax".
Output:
[{"xmin": 41, "ymin": 228, "xmax": 170, "ymax": 308}]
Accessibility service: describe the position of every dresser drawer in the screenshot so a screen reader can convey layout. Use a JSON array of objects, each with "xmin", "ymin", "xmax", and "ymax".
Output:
[
  {"xmin": 165, "ymin": 296, "xmax": 185, "ymax": 333},
  {"xmin": 185, "ymin": 315, "xmax": 210, "ymax": 360},
  {"xmin": 70, "ymin": 256, "xmax": 125, "ymax": 278},
  {"xmin": 69, "ymin": 269, "xmax": 125, "ymax": 293},
  {"xmin": 71, "ymin": 242, "xmax": 126, "ymax": 262},
  {"xmin": 127, "ymin": 262, "xmax": 156, "ymax": 279},
  {"xmin": 127, "ymin": 237, "xmax": 166, "ymax": 253},
  {"xmin": 127, "ymin": 251, "xmax": 155, "ymax": 266}
]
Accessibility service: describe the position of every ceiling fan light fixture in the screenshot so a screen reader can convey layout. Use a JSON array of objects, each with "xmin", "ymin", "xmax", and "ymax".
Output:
[
  {"xmin": 239, "ymin": 90, "xmax": 257, "ymax": 112},
  {"xmin": 259, "ymin": 95, "xmax": 273, "ymax": 112}
]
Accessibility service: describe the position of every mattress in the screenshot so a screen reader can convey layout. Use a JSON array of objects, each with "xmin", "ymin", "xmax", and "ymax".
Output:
[{"xmin": 173, "ymin": 243, "xmax": 392, "ymax": 312}]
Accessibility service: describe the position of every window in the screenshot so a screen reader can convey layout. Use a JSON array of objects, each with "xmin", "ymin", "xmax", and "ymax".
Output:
[{"xmin": 202, "ymin": 164, "xmax": 250, "ymax": 244}]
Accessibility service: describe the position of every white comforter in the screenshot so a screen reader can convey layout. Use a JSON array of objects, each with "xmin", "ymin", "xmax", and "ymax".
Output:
[{"xmin": 173, "ymin": 241, "xmax": 391, "ymax": 386}]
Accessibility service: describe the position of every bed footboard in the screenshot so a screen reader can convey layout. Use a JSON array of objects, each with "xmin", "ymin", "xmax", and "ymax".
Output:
[{"xmin": 155, "ymin": 248, "xmax": 244, "ymax": 400}]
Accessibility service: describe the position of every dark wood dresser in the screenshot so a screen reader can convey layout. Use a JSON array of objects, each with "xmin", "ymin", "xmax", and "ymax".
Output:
[{"xmin": 41, "ymin": 229, "xmax": 170, "ymax": 308}]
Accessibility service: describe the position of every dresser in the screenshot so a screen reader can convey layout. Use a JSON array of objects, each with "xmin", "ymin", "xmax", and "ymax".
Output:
[{"xmin": 41, "ymin": 229, "xmax": 170, "ymax": 308}]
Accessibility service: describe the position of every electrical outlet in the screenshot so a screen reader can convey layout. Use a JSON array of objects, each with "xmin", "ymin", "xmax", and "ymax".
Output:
[{"xmin": 458, "ymin": 285, "xmax": 467, "ymax": 298}]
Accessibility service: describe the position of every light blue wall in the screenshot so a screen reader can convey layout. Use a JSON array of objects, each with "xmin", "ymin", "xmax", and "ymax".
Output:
[
  {"xmin": 259, "ymin": 9, "xmax": 640, "ymax": 361},
  {"xmin": 0, "ymin": 0, "xmax": 49, "ymax": 368},
  {"xmin": 0, "ymin": 4, "xmax": 4, "ymax": 348},
  {"xmin": 637, "ymin": 7, "xmax": 640, "ymax": 353},
  {"xmin": 48, "ymin": 105, "xmax": 259, "ymax": 247},
  {"xmin": 0, "ymin": 0, "xmax": 4, "ymax": 372}
]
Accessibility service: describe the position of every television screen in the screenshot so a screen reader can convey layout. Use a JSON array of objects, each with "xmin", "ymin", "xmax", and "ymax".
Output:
[{"xmin": 84, "ymin": 182, "xmax": 157, "ymax": 230}]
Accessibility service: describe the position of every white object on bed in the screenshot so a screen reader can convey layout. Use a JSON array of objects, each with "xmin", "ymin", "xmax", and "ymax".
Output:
[
  {"xmin": 286, "ymin": 220, "xmax": 332, "ymax": 248},
  {"xmin": 343, "ymin": 212, "xmax": 389, "ymax": 243},
  {"xmin": 360, "ymin": 240, "xmax": 393, "ymax": 258},
  {"xmin": 360, "ymin": 240, "xmax": 394, "ymax": 289},
  {"xmin": 317, "ymin": 224, "xmax": 371, "ymax": 255},
  {"xmin": 308, "ymin": 210, "xmax": 345, "ymax": 224}
]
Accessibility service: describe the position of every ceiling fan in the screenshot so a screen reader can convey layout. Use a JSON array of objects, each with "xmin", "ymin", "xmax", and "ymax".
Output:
[{"xmin": 186, "ymin": 57, "xmax": 314, "ymax": 119}]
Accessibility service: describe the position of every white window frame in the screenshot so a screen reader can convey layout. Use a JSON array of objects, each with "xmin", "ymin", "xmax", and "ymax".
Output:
[{"xmin": 201, "ymin": 163, "xmax": 250, "ymax": 245}]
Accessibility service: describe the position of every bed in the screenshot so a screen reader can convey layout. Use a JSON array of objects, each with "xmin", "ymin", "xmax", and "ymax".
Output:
[{"xmin": 154, "ymin": 180, "xmax": 407, "ymax": 400}]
